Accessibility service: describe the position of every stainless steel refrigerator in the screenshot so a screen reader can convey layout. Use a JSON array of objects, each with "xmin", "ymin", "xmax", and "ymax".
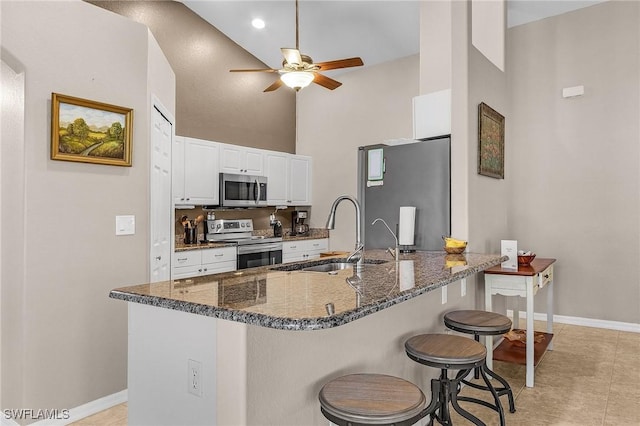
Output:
[{"xmin": 357, "ymin": 137, "xmax": 450, "ymax": 251}]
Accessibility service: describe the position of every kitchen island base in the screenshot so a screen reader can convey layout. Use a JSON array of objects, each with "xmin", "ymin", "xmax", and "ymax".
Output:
[{"xmin": 126, "ymin": 280, "xmax": 475, "ymax": 425}]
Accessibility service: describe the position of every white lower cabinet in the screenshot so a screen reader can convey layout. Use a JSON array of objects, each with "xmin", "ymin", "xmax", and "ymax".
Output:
[
  {"xmin": 172, "ymin": 247, "xmax": 237, "ymax": 279},
  {"xmin": 282, "ymin": 238, "xmax": 329, "ymax": 264}
]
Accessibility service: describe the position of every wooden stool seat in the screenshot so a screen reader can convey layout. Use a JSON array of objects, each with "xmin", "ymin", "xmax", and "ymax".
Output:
[
  {"xmin": 405, "ymin": 333, "xmax": 486, "ymax": 369},
  {"xmin": 318, "ymin": 374, "xmax": 427, "ymax": 425},
  {"xmin": 444, "ymin": 310, "xmax": 512, "ymax": 335}
]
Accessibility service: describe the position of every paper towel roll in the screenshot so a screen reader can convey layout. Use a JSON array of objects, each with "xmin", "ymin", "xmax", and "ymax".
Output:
[
  {"xmin": 399, "ymin": 260, "xmax": 415, "ymax": 291},
  {"xmin": 398, "ymin": 206, "xmax": 416, "ymax": 246}
]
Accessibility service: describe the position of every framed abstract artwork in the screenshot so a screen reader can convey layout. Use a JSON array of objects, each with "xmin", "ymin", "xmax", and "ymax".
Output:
[{"xmin": 478, "ymin": 102, "xmax": 504, "ymax": 179}]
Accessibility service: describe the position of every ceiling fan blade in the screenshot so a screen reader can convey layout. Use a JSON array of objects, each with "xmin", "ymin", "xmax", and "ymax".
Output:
[
  {"xmin": 315, "ymin": 57, "xmax": 364, "ymax": 72},
  {"xmin": 281, "ymin": 48, "xmax": 303, "ymax": 66},
  {"xmin": 230, "ymin": 68, "xmax": 278, "ymax": 73},
  {"xmin": 264, "ymin": 79, "xmax": 284, "ymax": 92},
  {"xmin": 313, "ymin": 73, "xmax": 342, "ymax": 90}
]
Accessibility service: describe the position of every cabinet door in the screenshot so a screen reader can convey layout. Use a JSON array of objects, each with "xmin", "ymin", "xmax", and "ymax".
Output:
[
  {"xmin": 172, "ymin": 265, "xmax": 203, "ymax": 280},
  {"xmin": 184, "ymin": 138, "xmax": 219, "ymax": 205},
  {"xmin": 244, "ymin": 148, "xmax": 264, "ymax": 175},
  {"xmin": 307, "ymin": 239, "xmax": 329, "ymax": 259},
  {"xmin": 219, "ymin": 143, "xmax": 244, "ymax": 174},
  {"xmin": 289, "ymin": 156, "xmax": 312, "ymax": 206},
  {"xmin": 173, "ymin": 136, "xmax": 186, "ymax": 204},
  {"xmin": 219, "ymin": 144, "xmax": 264, "ymax": 175},
  {"xmin": 265, "ymin": 152, "xmax": 289, "ymax": 205},
  {"xmin": 282, "ymin": 240, "xmax": 305, "ymax": 263}
]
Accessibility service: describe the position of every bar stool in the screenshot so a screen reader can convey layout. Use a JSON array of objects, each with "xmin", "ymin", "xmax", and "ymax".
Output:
[
  {"xmin": 405, "ymin": 333, "xmax": 504, "ymax": 426},
  {"xmin": 318, "ymin": 373, "xmax": 428, "ymax": 425},
  {"xmin": 444, "ymin": 310, "xmax": 516, "ymax": 415}
]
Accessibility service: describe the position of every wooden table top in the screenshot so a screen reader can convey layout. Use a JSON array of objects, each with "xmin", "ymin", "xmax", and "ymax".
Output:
[{"xmin": 484, "ymin": 258, "xmax": 556, "ymax": 276}]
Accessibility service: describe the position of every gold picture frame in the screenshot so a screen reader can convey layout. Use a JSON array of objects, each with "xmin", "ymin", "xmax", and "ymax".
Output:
[
  {"xmin": 477, "ymin": 102, "xmax": 504, "ymax": 179},
  {"xmin": 51, "ymin": 93, "xmax": 133, "ymax": 166}
]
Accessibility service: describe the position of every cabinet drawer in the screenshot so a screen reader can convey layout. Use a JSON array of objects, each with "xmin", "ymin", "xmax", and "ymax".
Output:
[
  {"xmin": 201, "ymin": 247, "xmax": 237, "ymax": 264},
  {"xmin": 307, "ymin": 239, "xmax": 329, "ymax": 253},
  {"xmin": 173, "ymin": 251, "xmax": 201, "ymax": 268},
  {"xmin": 283, "ymin": 241, "xmax": 305, "ymax": 254},
  {"xmin": 202, "ymin": 260, "xmax": 237, "ymax": 275}
]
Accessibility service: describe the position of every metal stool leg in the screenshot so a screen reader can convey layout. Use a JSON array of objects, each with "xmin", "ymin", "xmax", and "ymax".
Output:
[
  {"xmin": 482, "ymin": 364, "xmax": 516, "ymax": 413},
  {"xmin": 449, "ymin": 369, "xmax": 486, "ymax": 426}
]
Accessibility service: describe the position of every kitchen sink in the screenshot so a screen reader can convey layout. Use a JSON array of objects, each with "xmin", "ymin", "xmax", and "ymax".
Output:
[
  {"xmin": 301, "ymin": 262, "xmax": 353, "ymax": 273},
  {"xmin": 270, "ymin": 258, "xmax": 387, "ymax": 273}
]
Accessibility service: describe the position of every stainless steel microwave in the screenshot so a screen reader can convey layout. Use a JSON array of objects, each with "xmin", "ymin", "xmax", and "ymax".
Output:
[{"xmin": 219, "ymin": 173, "xmax": 267, "ymax": 207}]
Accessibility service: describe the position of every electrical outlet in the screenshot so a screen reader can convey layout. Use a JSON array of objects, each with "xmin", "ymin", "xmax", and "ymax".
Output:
[
  {"xmin": 441, "ymin": 286, "xmax": 447, "ymax": 305},
  {"xmin": 188, "ymin": 359, "xmax": 202, "ymax": 397},
  {"xmin": 461, "ymin": 278, "xmax": 467, "ymax": 297}
]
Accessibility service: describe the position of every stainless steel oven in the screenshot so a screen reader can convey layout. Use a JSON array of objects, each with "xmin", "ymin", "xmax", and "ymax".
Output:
[
  {"xmin": 237, "ymin": 241, "xmax": 283, "ymax": 270},
  {"xmin": 205, "ymin": 219, "xmax": 282, "ymax": 270},
  {"xmin": 220, "ymin": 173, "xmax": 267, "ymax": 207}
]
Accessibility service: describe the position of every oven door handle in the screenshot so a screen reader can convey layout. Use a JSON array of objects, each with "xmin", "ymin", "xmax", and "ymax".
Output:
[{"xmin": 237, "ymin": 244, "xmax": 283, "ymax": 255}]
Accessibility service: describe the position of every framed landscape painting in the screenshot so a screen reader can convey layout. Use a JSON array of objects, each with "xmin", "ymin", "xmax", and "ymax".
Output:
[
  {"xmin": 477, "ymin": 102, "xmax": 504, "ymax": 179},
  {"xmin": 51, "ymin": 93, "xmax": 133, "ymax": 166}
]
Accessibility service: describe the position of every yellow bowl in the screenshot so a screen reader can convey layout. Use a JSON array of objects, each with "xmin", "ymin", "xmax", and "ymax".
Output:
[{"xmin": 444, "ymin": 245, "xmax": 466, "ymax": 254}]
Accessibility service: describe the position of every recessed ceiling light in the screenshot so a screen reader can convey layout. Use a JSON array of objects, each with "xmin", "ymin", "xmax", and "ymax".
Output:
[{"xmin": 251, "ymin": 18, "xmax": 265, "ymax": 29}]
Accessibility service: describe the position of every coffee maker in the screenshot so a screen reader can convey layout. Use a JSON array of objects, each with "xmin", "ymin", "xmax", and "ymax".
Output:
[{"xmin": 291, "ymin": 210, "xmax": 309, "ymax": 236}]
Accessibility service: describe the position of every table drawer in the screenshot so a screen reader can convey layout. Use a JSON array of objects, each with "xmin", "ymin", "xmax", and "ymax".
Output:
[{"xmin": 539, "ymin": 265, "xmax": 553, "ymax": 289}]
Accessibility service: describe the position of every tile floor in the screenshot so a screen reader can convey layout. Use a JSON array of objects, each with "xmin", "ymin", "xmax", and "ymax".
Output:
[{"xmin": 72, "ymin": 322, "xmax": 639, "ymax": 425}]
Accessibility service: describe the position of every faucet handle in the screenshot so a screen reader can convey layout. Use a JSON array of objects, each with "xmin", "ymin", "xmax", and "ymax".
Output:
[{"xmin": 347, "ymin": 243, "xmax": 364, "ymax": 263}]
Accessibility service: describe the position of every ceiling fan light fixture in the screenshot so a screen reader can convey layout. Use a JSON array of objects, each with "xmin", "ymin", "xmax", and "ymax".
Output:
[
  {"xmin": 251, "ymin": 18, "xmax": 265, "ymax": 29},
  {"xmin": 280, "ymin": 71, "xmax": 314, "ymax": 90}
]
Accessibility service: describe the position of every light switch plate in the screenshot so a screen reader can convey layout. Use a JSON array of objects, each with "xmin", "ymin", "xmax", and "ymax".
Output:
[{"xmin": 116, "ymin": 215, "xmax": 135, "ymax": 236}]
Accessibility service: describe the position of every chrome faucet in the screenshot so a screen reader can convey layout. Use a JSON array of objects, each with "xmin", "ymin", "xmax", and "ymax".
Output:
[
  {"xmin": 326, "ymin": 195, "xmax": 364, "ymax": 273},
  {"xmin": 371, "ymin": 218, "xmax": 399, "ymax": 261}
]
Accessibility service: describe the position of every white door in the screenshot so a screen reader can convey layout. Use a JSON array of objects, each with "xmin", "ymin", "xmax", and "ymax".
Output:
[{"xmin": 150, "ymin": 105, "xmax": 172, "ymax": 282}]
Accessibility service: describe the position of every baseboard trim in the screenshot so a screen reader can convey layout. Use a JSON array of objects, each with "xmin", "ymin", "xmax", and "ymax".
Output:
[
  {"xmin": 20, "ymin": 389, "xmax": 128, "ymax": 426},
  {"xmin": 507, "ymin": 310, "xmax": 640, "ymax": 333}
]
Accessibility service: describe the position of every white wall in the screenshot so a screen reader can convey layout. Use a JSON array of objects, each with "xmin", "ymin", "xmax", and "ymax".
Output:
[
  {"xmin": 507, "ymin": 1, "xmax": 639, "ymax": 323},
  {"xmin": 296, "ymin": 54, "xmax": 419, "ymax": 251},
  {"xmin": 1, "ymin": 0, "xmax": 175, "ymax": 415},
  {"xmin": 1, "ymin": 56, "xmax": 26, "ymax": 415}
]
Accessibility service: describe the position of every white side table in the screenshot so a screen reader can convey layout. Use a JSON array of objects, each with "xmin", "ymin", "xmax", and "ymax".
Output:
[{"xmin": 483, "ymin": 258, "xmax": 556, "ymax": 387}]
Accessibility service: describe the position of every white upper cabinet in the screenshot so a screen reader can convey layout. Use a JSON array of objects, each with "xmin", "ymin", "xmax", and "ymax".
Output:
[
  {"xmin": 265, "ymin": 152, "xmax": 289, "ymax": 205},
  {"xmin": 219, "ymin": 143, "xmax": 264, "ymax": 175},
  {"xmin": 289, "ymin": 155, "xmax": 312, "ymax": 206},
  {"xmin": 174, "ymin": 136, "xmax": 219, "ymax": 206},
  {"xmin": 265, "ymin": 153, "xmax": 312, "ymax": 206},
  {"xmin": 174, "ymin": 136, "xmax": 311, "ymax": 208}
]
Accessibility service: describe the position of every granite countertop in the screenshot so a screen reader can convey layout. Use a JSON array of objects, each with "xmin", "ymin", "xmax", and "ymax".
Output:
[
  {"xmin": 110, "ymin": 250, "xmax": 504, "ymax": 331},
  {"xmin": 175, "ymin": 228, "xmax": 329, "ymax": 251},
  {"xmin": 175, "ymin": 241, "xmax": 236, "ymax": 252}
]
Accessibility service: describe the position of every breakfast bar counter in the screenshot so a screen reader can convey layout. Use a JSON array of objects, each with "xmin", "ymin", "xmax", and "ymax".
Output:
[
  {"xmin": 112, "ymin": 251, "xmax": 503, "ymax": 330},
  {"xmin": 112, "ymin": 251, "xmax": 504, "ymax": 425}
]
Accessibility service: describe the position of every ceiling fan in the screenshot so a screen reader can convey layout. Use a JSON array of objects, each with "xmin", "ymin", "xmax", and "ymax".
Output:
[{"xmin": 229, "ymin": 0, "xmax": 364, "ymax": 92}]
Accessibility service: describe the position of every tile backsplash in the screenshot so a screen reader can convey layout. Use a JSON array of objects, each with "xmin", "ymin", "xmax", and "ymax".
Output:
[{"xmin": 175, "ymin": 206, "xmax": 314, "ymax": 243}]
